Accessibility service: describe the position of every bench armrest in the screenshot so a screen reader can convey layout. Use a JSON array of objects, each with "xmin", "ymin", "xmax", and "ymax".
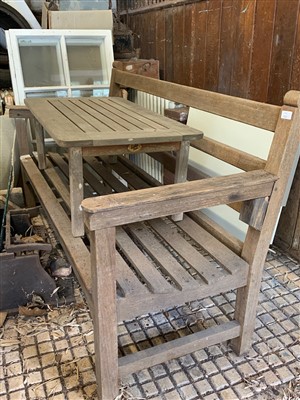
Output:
[
  {"xmin": 7, "ymin": 105, "xmax": 32, "ymax": 119},
  {"xmin": 82, "ymin": 170, "xmax": 276, "ymax": 231}
]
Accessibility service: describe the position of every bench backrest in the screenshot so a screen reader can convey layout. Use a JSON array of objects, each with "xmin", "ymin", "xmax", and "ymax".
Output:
[
  {"xmin": 109, "ymin": 68, "xmax": 300, "ymax": 246},
  {"xmin": 110, "ymin": 69, "xmax": 299, "ymax": 173}
]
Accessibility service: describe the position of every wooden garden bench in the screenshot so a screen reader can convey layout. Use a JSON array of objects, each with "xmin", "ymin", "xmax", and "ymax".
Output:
[{"xmin": 14, "ymin": 69, "xmax": 299, "ymax": 399}]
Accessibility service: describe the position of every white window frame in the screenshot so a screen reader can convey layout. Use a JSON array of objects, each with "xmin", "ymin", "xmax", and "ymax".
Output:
[{"xmin": 6, "ymin": 29, "xmax": 114, "ymax": 105}]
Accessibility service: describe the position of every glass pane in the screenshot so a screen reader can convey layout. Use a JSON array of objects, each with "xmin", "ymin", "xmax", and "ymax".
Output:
[
  {"xmin": 66, "ymin": 39, "xmax": 108, "ymax": 86},
  {"xmin": 71, "ymin": 88, "xmax": 109, "ymax": 97},
  {"xmin": 26, "ymin": 90, "xmax": 68, "ymax": 98},
  {"xmin": 18, "ymin": 38, "xmax": 65, "ymax": 87}
]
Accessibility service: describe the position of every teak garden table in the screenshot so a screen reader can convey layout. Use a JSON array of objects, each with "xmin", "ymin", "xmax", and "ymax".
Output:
[{"xmin": 24, "ymin": 97, "xmax": 203, "ymax": 237}]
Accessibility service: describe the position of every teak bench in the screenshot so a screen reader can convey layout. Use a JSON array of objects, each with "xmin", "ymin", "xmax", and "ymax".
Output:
[{"xmin": 12, "ymin": 69, "xmax": 300, "ymax": 400}]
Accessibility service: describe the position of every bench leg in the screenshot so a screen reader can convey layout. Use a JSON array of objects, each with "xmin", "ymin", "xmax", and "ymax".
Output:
[
  {"xmin": 34, "ymin": 120, "xmax": 47, "ymax": 170},
  {"xmin": 20, "ymin": 162, "xmax": 37, "ymax": 208},
  {"xmin": 172, "ymin": 140, "xmax": 190, "ymax": 221},
  {"xmin": 69, "ymin": 147, "xmax": 85, "ymax": 237},
  {"xmin": 90, "ymin": 228, "xmax": 119, "ymax": 400},
  {"xmin": 231, "ymin": 227, "xmax": 269, "ymax": 355},
  {"xmin": 15, "ymin": 118, "xmax": 31, "ymax": 156}
]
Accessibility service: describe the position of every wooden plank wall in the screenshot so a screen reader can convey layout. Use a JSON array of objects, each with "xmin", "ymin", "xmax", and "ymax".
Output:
[{"xmin": 118, "ymin": 0, "xmax": 300, "ymax": 105}]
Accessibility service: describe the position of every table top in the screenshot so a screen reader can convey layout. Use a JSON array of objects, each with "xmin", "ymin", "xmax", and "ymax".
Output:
[{"xmin": 25, "ymin": 97, "xmax": 203, "ymax": 148}]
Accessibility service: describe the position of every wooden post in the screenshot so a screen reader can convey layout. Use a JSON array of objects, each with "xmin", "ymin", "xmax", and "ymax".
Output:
[
  {"xmin": 232, "ymin": 101, "xmax": 300, "ymax": 354},
  {"xmin": 90, "ymin": 227, "xmax": 119, "ymax": 400},
  {"xmin": 20, "ymin": 159, "xmax": 36, "ymax": 208},
  {"xmin": 69, "ymin": 147, "xmax": 84, "ymax": 237},
  {"xmin": 15, "ymin": 118, "xmax": 31, "ymax": 156},
  {"xmin": 172, "ymin": 140, "xmax": 190, "ymax": 221},
  {"xmin": 109, "ymin": 68, "xmax": 122, "ymax": 97},
  {"xmin": 34, "ymin": 119, "xmax": 46, "ymax": 170}
]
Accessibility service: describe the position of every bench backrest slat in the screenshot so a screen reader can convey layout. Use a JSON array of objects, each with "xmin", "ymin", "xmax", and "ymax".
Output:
[{"xmin": 110, "ymin": 69, "xmax": 281, "ymax": 132}]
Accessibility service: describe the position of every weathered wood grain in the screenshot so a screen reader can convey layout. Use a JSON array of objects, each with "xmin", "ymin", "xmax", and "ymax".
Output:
[
  {"xmin": 233, "ymin": 101, "xmax": 300, "ymax": 354},
  {"xmin": 119, "ymin": 321, "xmax": 240, "ymax": 377},
  {"xmin": 110, "ymin": 69, "xmax": 280, "ymax": 131},
  {"xmin": 90, "ymin": 227, "xmax": 119, "ymax": 399},
  {"xmin": 121, "ymin": 0, "xmax": 300, "ymax": 105},
  {"xmin": 82, "ymin": 170, "xmax": 276, "ymax": 230}
]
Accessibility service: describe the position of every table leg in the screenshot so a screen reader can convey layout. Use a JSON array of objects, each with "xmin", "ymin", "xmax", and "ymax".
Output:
[
  {"xmin": 69, "ymin": 147, "xmax": 85, "ymax": 237},
  {"xmin": 172, "ymin": 141, "xmax": 190, "ymax": 221},
  {"xmin": 34, "ymin": 120, "xmax": 46, "ymax": 170}
]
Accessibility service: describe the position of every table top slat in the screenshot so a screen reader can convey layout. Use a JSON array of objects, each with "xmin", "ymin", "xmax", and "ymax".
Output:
[
  {"xmin": 25, "ymin": 97, "xmax": 203, "ymax": 148},
  {"xmin": 49, "ymin": 99, "xmax": 101, "ymax": 133},
  {"xmin": 54, "ymin": 99, "xmax": 120, "ymax": 132},
  {"xmin": 110, "ymin": 97, "xmax": 201, "ymax": 136},
  {"xmin": 99, "ymin": 98, "xmax": 172, "ymax": 130},
  {"xmin": 66, "ymin": 99, "xmax": 130, "ymax": 132},
  {"xmin": 84, "ymin": 98, "xmax": 156, "ymax": 131}
]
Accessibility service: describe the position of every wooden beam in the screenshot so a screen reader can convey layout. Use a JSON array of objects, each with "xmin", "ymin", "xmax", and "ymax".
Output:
[
  {"xmin": 119, "ymin": 321, "xmax": 240, "ymax": 377},
  {"xmin": 90, "ymin": 227, "xmax": 119, "ymax": 400},
  {"xmin": 8, "ymin": 105, "xmax": 32, "ymax": 119},
  {"xmin": 20, "ymin": 155, "xmax": 93, "ymax": 308},
  {"xmin": 239, "ymin": 197, "xmax": 269, "ymax": 230},
  {"xmin": 193, "ymin": 137, "xmax": 266, "ymax": 171},
  {"xmin": 232, "ymin": 101, "xmax": 300, "ymax": 354},
  {"xmin": 110, "ymin": 69, "xmax": 280, "ymax": 131},
  {"xmin": 119, "ymin": 0, "xmax": 208, "ymax": 16},
  {"xmin": 82, "ymin": 170, "xmax": 277, "ymax": 231}
]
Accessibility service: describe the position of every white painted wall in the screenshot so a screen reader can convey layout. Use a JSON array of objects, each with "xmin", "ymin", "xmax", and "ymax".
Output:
[{"xmin": 187, "ymin": 108, "xmax": 274, "ymax": 240}]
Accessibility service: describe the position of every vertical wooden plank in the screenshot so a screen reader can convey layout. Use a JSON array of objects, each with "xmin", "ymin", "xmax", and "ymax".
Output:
[
  {"xmin": 174, "ymin": 140, "xmax": 190, "ymax": 184},
  {"xmin": 90, "ymin": 227, "xmax": 119, "ymax": 400},
  {"xmin": 267, "ymin": 0, "xmax": 299, "ymax": 105},
  {"xmin": 15, "ymin": 119, "xmax": 31, "ymax": 156},
  {"xmin": 69, "ymin": 147, "xmax": 84, "ymax": 237},
  {"xmin": 147, "ymin": 11, "xmax": 156, "ymax": 58},
  {"xmin": 183, "ymin": 3, "xmax": 194, "ymax": 86},
  {"xmin": 204, "ymin": 0, "xmax": 222, "ymax": 91},
  {"xmin": 233, "ymin": 102, "xmax": 300, "ymax": 354},
  {"xmin": 248, "ymin": 0, "xmax": 276, "ymax": 102},
  {"xmin": 191, "ymin": 0, "xmax": 208, "ymax": 89},
  {"xmin": 165, "ymin": 8, "xmax": 174, "ymax": 82},
  {"xmin": 172, "ymin": 140, "xmax": 190, "ymax": 221},
  {"xmin": 230, "ymin": 0, "xmax": 256, "ymax": 98},
  {"xmin": 133, "ymin": 13, "xmax": 142, "ymax": 56},
  {"xmin": 33, "ymin": 120, "xmax": 46, "ymax": 170},
  {"xmin": 218, "ymin": 0, "xmax": 235, "ymax": 94},
  {"xmin": 137, "ymin": 12, "xmax": 145, "ymax": 58},
  {"xmin": 290, "ymin": 3, "xmax": 300, "ymax": 90},
  {"xmin": 275, "ymin": 158, "xmax": 300, "ymax": 256},
  {"xmin": 172, "ymin": 6, "xmax": 184, "ymax": 84},
  {"xmin": 20, "ymin": 163, "xmax": 37, "ymax": 208},
  {"xmin": 155, "ymin": 8, "xmax": 166, "ymax": 80}
]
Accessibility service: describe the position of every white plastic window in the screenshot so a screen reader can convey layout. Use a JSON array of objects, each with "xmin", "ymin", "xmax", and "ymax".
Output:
[{"xmin": 6, "ymin": 29, "xmax": 114, "ymax": 104}]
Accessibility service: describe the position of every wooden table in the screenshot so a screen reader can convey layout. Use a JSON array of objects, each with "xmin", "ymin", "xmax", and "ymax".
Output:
[{"xmin": 24, "ymin": 97, "xmax": 203, "ymax": 237}]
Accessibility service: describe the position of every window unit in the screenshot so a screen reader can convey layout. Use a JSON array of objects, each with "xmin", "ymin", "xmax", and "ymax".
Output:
[{"xmin": 6, "ymin": 29, "xmax": 114, "ymax": 104}]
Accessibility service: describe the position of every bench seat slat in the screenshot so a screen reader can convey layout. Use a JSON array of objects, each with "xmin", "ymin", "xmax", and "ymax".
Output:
[
  {"xmin": 148, "ymin": 218, "xmax": 226, "ymax": 284},
  {"xmin": 117, "ymin": 227, "xmax": 174, "ymax": 294},
  {"xmin": 128, "ymin": 223, "xmax": 201, "ymax": 290},
  {"xmin": 84, "ymin": 156, "xmax": 130, "ymax": 193},
  {"xmin": 116, "ymin": 253, "xmax": 148, "ymax": 297},
  {"xmin": 177, "ymin": 216, "xmax": 249, "ymax": 275},
  {"xmin": 107, "ymin": 159, "xmax": 151, "ymax": 190}
]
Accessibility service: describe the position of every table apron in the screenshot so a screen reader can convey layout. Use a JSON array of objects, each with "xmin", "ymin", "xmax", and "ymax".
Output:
[{"xmin": 82, "ymin": 142, "xmax": 181, "ymax": 157}]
